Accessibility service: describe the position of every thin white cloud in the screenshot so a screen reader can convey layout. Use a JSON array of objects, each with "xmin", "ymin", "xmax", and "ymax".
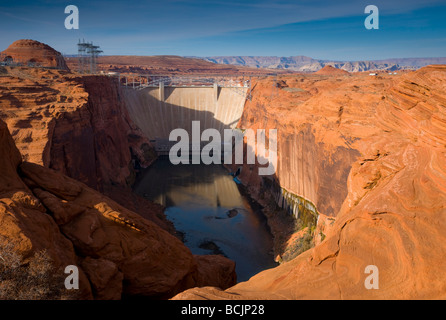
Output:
[{"xmin": 0, "ymin": 10, "xmax": 57, "ymax": 26}]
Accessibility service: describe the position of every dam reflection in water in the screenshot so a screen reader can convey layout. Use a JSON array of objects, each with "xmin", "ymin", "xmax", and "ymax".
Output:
[{"xmin": 133, "ymin": 158, "xmax": 277, "ymax": 282}]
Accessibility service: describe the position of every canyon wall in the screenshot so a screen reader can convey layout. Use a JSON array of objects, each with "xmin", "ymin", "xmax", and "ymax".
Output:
[
  {"xmin": 0, "ymin": 65, "xmax": 175, "ymax": 230},
  {"xmin": 48, "ymin": 75, "xmax": 156, "ymax": 191},
  {"xmin": 233, "ymin": 72, "xmax": 365, "ymax": 218},
  {"xmin": 174, "ymin": 65, "xmax": 446, "ymax": 299},
  {"xmin": 0, "ymin": 66, "xmax": 155, "ymax": 191}
]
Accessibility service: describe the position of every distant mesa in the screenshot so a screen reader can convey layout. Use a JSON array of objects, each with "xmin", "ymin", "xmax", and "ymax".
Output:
[
  {"xmin": 1, "ymin": 39, "xmax": 69, "ymax": 70},
  {"xmin": 314, "ymin": 65, "xmax": 350, "ymax": 75},
  {"xmin": 200, "ymin": 55, "xmax": 446, "ymax": 72}
]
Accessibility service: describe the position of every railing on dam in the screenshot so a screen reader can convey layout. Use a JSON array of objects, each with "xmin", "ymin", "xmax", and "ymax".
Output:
[
  {"xmin": 117, "ymin": 74, "xmax": 251, "ymax": 88},
  {"xmin": 116, "ymin": 73, "xmax": 254, "ymax": 100}
]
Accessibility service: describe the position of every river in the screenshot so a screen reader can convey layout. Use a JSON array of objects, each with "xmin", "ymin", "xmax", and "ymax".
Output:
[{"xmin": 133, "ymin": 158, "xmax": 277, "ymax": 282}]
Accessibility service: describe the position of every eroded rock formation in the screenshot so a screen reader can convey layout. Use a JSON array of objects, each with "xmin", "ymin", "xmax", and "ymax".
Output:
[
  {"xmin": 315, "ymin": 65, "xmax": 350, "ymax": 75},
  {"xmin": 2, "ymin": 39, "xmax": 69, "ymax": 70}
]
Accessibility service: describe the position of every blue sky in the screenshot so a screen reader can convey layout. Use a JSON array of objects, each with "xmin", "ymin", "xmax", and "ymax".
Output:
[{"xmin": 0, "ymin": 0, "xmax": 445, "ymax": 60}]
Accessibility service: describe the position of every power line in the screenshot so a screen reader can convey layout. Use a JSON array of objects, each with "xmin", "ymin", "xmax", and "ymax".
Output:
[{"xmin": 77, "ymin": 39, "xmax": 103, "ymax": 74}]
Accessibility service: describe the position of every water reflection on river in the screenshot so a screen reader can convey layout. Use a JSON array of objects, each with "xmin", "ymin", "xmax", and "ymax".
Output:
[{"xmin": 133, "ymin": 158, "xmax": 277, "ymax": 282}]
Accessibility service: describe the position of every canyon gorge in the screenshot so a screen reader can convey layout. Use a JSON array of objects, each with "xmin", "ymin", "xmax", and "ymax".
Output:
[{"xmin": 1, "ymin": 39, "xmax": 445, "ymax": 300}]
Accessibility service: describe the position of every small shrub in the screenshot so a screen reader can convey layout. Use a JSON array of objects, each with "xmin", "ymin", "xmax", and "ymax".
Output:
[
  {"xmin": 281, "ymin": 228, "xmax": 315, "ymax": 263},
  {"xmin": 0, "ymin": 240, "xmax": 77, "ymax": 300}
]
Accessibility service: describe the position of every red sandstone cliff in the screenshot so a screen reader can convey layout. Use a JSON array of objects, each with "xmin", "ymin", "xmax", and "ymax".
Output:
[
  {"xmin": 0, "ymin": 66, "xmax": 153, "ymax": 189},
  {"xmin": 0, "ymin": 65, "xmax": 169, "ymax": 229}
]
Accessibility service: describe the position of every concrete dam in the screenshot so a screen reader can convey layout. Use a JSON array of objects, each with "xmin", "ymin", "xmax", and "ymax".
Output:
[{"xmin": 122, "ymin": 81, "xmax": 248, "ymax": 154}]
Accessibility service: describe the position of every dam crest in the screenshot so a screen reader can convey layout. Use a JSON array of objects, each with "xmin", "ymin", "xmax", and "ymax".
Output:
[{"xmin": 121, "ymin": 74, "xmax": 252, "ymax": 155}]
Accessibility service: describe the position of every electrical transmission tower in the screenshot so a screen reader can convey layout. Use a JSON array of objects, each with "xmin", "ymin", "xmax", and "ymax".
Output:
[{"xmin": 77, "ymin": 39, "xmax": 103, "ymax": 74}]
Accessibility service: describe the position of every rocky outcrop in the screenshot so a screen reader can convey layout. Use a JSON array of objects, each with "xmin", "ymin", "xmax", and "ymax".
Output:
[
  {"xmin": 1, "ymin": 39, "xmax": 69, "ymax": 70},
  {"xmin": 48, "ymin": 74, "xmax": 157, "ymax": 191},
  {"xmin": 315, "ymin": 65, "xmax": 350, "ymax": 75},
  {"xmin": 0, "ymin": 119, "xmax": 93, "ymax": 299},
  {"xmin": 0, "ymin": 66, "xmax": 156, "ymax": 192},
  {"xmin": 174, "ymin": 65, "xmax": 446, "ymax": 299},
  {"xmin": 0, "ymin": 118, "xmax": 237, "ymax": 299}
]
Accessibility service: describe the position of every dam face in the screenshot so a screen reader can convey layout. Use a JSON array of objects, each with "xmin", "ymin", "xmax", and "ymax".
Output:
[{"xmin": 123, "ymin": 85, "xmax": 248, "ymax": 148}]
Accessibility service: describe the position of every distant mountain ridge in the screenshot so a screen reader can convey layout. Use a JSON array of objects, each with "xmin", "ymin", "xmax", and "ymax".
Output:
[{"xmin": 195, "ymin": 56, "xmax": 446, "ymax": 72}]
